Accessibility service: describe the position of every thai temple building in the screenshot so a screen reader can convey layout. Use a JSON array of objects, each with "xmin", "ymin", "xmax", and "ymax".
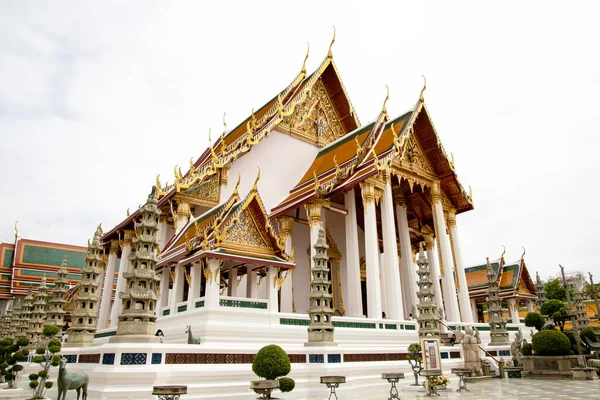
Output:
[
  {"xmin": 0, "ymin": 38, "xmax": 538, "ymax": 399},
  {"xmin": 465, "ymin": 249, "xmax": 537, "ymax": 324}
]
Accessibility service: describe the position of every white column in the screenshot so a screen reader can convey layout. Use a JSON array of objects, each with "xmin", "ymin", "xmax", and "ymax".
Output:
[
  {"xmin": 305, "ymin": 200, "xmax": 328, "ymax": 270},
  {"xmin": 470, "ymin": 298, "xmax": 478, "ymax": 322},
  {"xmin": 247, "ymin": 268, "xmax": 257, "ymax": 299},
  {"xmin": 98, "ymin": 240, "xmax": 118, "ymax": 329},
  {"xmin": 266, "ymin": 266, "xmax": 279, "ymax": 313},
  {"xmin": 360, "ymin": 180, "xmax": 382, "ymax": 319},
  {"xmin": 110, "ymin": 230, "xmax": 134, "ymax": 325},
  {"xmin": 188, "ymin": 262, "xmax": 203, "ymax": 310},
  {"xmin": 174, "ymin": 201, "xmax": 191, "ymax": 234},
  {"xmin": 227, "ymin": 267, "xmax": 238, "ymax": 297},
  {"xmin": 381, "ymin": 179, "xmax": 403, "ymax": 320},
  {"xmin": 344, "ymin": 189, "xmax": 363, "ymax": 317},
  {"xmin": 158, "ymin": 267, "xmax": 170, "ymax": 314},
  {"xmin": 507, "ymin": 299, "xmax": 520, "ymax": 324},
  {"xmin": 170, "ymin": 265, "xmax": 185, "ymax": 314},
  {"xmin": 431, "ymin": 182, "xmax": 460, "ymax": 322},
  {"xmin": 394, "ymin": 191, "xmax": 418, "ymax": 319},
  {"xmin": 156, "ymin": 216, "xmax": 169, "ymax": 250},
  {"xmin": 527, "ymin": 300, "xmax": 534, "ymax": 313},
  {"xmin": 448, "ymin": 210, "xmax": 473, "ymax": 323},
  {"xmin": 278, "ymin": 217, "xmax": 294, "ymax": 313},
  {"xmin": 204, "ymin": 258, "xmax": 221, "ymax": 309},
  {"xmin": 424, "ymin": 235, "xmax": 444, "ymax": 313}
]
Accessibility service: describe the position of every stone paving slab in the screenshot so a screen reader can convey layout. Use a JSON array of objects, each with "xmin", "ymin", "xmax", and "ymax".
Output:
[{"xmin": 241, "ymin": 378, "xmax": 599, "ymax": 399}]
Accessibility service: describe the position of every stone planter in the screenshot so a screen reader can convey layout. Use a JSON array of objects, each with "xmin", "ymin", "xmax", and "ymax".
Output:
[
  {"xmin": 522, "ymin": 355, "xmax": 579, "ymax": 379},
  {"xmin": 571, "ymin": 367, "xmax": 598, "ymax": 380},
  {"xmin": 251, "ymin": 379, "xmax": 279, "ymax": 399}
]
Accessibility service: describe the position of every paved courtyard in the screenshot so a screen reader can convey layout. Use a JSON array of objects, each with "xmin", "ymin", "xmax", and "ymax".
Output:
[{"xmin": 243, "ymin": 378, "xmax": 600, "ymax": 399}]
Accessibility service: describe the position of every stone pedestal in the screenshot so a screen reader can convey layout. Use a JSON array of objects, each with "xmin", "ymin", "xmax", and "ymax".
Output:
[
  {"xmin": 571, "ymin": 367, "xmax": 598, "ymax": 380},
  {"xmin": 522, "ymin": 355, "xmax": 579, "ymax": 379},
  {"xmin": 63, "ymin": 331, "xmax": 95, "ymax": 347}
]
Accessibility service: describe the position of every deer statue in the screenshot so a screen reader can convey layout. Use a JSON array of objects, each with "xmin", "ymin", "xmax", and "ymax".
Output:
[
  {"xmin": 185, "ymin": 325, "xmax": 201, "ymax": 344},
  {"xmin": 57, "ymin": 357, "xmax": 89, "ymax": 400}
]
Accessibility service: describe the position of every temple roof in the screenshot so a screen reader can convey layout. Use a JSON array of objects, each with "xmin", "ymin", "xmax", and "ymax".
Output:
[
  {"xmin": 158, "ymin": 183, "xmax": 293, "ymax": 269},
  {"xmin": 102, "ymin": 51, "xmax": 360, "ymax": 244},
  {"xmin": 271, "ymin": 99, "xmax": 474, "ymax": 217},
  {"xmin": 1, "ymin": 238, "xmax": 86, "ymax": 298},
  {"xmin": 465, "ymin": 252, "xmax": 537, "ymax": 300}
]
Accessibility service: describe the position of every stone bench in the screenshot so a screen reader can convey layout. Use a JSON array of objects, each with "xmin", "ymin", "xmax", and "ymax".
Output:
[{"xmin": 381, "ymin": 373, "xmax": 404, "ymax": 399}]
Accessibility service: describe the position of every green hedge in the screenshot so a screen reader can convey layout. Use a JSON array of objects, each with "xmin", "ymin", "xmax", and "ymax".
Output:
[{"xmin": 532, "ymin": 330, "xmax": 571, "ymax": 356}]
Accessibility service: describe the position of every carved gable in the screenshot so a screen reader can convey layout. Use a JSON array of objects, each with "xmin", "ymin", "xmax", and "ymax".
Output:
[
  {"xmin": 222, "ymin": 203, "xmax": 273, "ymax": 256},
  {"xmin": 280, "ymin": 80, "xmax": 346, "ymax": 146},
  {"xmin": 401, "ymin": 134, "xmax": 435, "ymax": 174},
  {"xmin": 175, "ymin": 175, "xmax": 220, "ymax": 207}
]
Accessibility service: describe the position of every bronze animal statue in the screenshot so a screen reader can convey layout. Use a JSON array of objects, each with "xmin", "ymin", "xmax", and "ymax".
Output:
[
  {"xmin": 185, "ymin": 325, "xmax": 201, "ymax": 344},
  {"xmin": 57, "ymin": 357, "xmax": 89, "ymax": 400}
]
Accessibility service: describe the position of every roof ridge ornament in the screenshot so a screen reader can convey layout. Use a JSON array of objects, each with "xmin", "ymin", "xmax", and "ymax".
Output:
[
  {"xmin": 327, "ymin": 26, "xmax": 336, "ymax": 59},
  {"xmin": 382, "ymin": 85, "xmax": 389, "ymax": 116},
  {"xmin": 252, "ymin": 166, "xmax": 261, "ymax": 192},
  {"xmin": 301, "ymin": 42, "xmax": 310, "ymax": 75},
  {"xmin": 419, "ymin": 75, "xmax": 427, "ymax": 103},
  {"xmin": 222, "ymin": 112, "xmax": 228, "ymax": 133},
  {"xmin": 521, "ymin": 246, "xmax": 526, "ymax": 261},
  {"xmin": 14, "ymin": 220, "xmax": 18, "ymax": 239},
  {"xmin": 233, "ymin": 172, "xmax": 241, "ymax": 197}
]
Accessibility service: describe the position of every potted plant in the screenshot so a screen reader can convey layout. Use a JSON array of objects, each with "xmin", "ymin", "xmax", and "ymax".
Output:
[
  {"xmin": 407, "ymin": 343, "xmax": 423, "ymax": 386},
  {"xmin": 251, "ymin": 344, "xmax": 295, "ymax": 399}
]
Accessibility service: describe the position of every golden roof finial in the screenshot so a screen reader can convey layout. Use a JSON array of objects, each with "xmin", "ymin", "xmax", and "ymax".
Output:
[
  {"xmin": 419, "ymin": 75, "xmax": 427, "ymax": 102},
  {"xmin": 501, "ymin": 245, "xmax": 506, "ymax": 260},
  {"xmin": 251, "ymin": 108, "xmax": 256, "ymax": 125},
  {"xmin": 354, "ymin": 136, "xmax": 363, "ymax": 157},
  {"xmin": 521, "ymin": 246, "xmax": 526, "ymax": 261},
  {"xmin": 252, "ymin": 167, "xmax": 261, "ymax": 191},
  {"xmin": 189, "ymin": 157, "xmax": 196, "ymax": 175},
  {"xmin": 469, "ymin": 185, "xmax": 473, "ymax": 200},
  {"xmin": 233, "ymin": 171, "xmax": 241, "ymax": 196},
  {"xmin": 126, "ymin": 208, "xmax": 130, "ymax": 217},
  {"xmin": 450, "ymin": 153, "xmax": 455, "ymax": 170},
  {"xmin": 174, "ymin": 165, "xmax": 182, "ymax": 180},
  {"xmin": 222, "ymin": 112, "xmax": 227, "ymax": 132},
  {"xmin": 327, "ymin": 26, "xmax": 336, "ymax": 58},
  {"xmin": 390, "ymin": 122, "xmax": 397, "ymax": 140},
  {"xmin": 301, "ymin": 42, "xmax": 310, "ymax": 75},
  {"xmin": 208, "ymin": 128, "xmax": 212, "ymax": 145},
  {"xmin": 382, "ymin": 85, "xmax": 389, "ymax": 116},
  {"xmin": 14, "ymin": 220, "xmax": 18, "ymax": 238}
]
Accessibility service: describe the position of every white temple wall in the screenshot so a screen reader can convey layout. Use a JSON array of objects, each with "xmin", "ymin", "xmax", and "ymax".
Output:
[
  {"xmin": 292, "ymin": 218, "xmax": 311, "ymax": 313},
  {"xmin": 220, "ymin": 129, "xmax": 319, "ymax": 211}
]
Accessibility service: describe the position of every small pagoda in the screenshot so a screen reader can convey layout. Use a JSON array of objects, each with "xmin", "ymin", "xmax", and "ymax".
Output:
[
  {"xmin": 486, "ymin": 258, "xmax": 509, "ymax": 345},
  {"xmin": 416, "ymin": 243, "xmax": 441, "ymax": 338},
  {"xmin": 66, "ymin": 225, "xmax": 104, "ymax": 347},
  {"xmin": 111, "ymin": 186, "xmax": 161, "ymax": 343},
  {"xmin": 535, "ymin": 272, "xmax": 547, "ymax": 310},
  {"xmin": 572, "ymin": 279, "xmax": 590, "ymax": 330},
  {"xmin": 20, "ymin": 289, "xmax": 34, "ymax": 340},
  {"xmin": 30, "ymin": 276, "xmax": 49, "ymax": 345},
  {"xmin": 305, "ymin": 226, "xmax": 336, "ymax": 346},
  {"xmin": 0, "ymin": 309, "xmax": 9, "ymax": 338},
  {"xmin": 9, "ymin": 299, "xmax": 22, "ymax": 338},
  {"xmin": 46, "ymin": 256, "xmax": 70, "ymax": 332}
]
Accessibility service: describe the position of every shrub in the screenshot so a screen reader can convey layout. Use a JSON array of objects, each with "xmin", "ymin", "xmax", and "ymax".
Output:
[
  {"xmin": 522, "ymin": 342, "xmax": 533, "ymax": 356},
  {"xmin": 524, "ymin": 312, "xmax": 545, "ymax": 332},
  {"xmin": 278, "ymin": 377, "xmax": 295, "ymax": 392},
  {"xmin": 28, "ymin": 324, "xmax": 62, "ymax": 399},
  {"xmin": 252, "ymin": 345, "xmax": 291, "ymax": 380},
  {"xmin": 540, "ymin": 300, "xmax": 568, "ymax": 331},
  {"xmin": 581, "ymin": 327, "xmax": 596, "ymax": 344},
  {"xmin": 532, "ymin": 330, "xmax": 571, "ymax": 356}
]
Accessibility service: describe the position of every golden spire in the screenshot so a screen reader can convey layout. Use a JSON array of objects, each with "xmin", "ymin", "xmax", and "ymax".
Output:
[
  {"xmin": 301, "ymin": 42, "xmax": 310, "ymax": 75},
  {"xmin": 252, "ymin": 167, "xmax": 260, "ymax": 191},
  {"xmin": 521, "ymin": 246, "xmax": 526, "ymax": 261},
  {"xmin": 469, "ymin": 185, "xmax": 473, "ymax": 199},
  {"xmin": 501, "ymin": 245, "xmax": 506, "ymax": 261},
  {"xmin": 233, "ymin": 171, "xmax": 241, "ymax": 196},
  {"xmin": 419, "ymin": 75, "xmax": 427, "ymax": 102},
  {"xmin": 208, "ymin": 128, "xmax": 212, "ymax": 145},
  {"xmin": 126, "ymin": 208, "xmax": 130, "ymax": 217},
  {"xmin": 382, "ymin": 85, "xmax": 389, "ymax": 116},
  {"xmin": 14, "ymin": 220, "xmax": 18, "ymax": 238},
  {"xmin": 327, "ymin": 26, "xmax": 336, "ymax": 58}
]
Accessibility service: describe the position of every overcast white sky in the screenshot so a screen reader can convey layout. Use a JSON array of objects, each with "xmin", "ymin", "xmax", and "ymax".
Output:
[{"xmin": 1, "ymin": 1, "xmax": 599, "ymax": 281}]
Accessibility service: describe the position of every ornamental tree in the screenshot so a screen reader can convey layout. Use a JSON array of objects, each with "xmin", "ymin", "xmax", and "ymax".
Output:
[
  {"xmin": 524, "ymin": 312, "xmax": 545, "ymax": 332},
  {"xmin": 28, "ymin": 325, "xmax": 61, "ymax": 399},
  {"xmin": 540, "ymin": 300, "xmax": 569, "ymax": 332},
  {"xmin": 0, "ymin": 336, "xmax": 30, "ymax": 389},
  {"xmin": 407, "ymin": 343, "xmax": 423, "ymax": 386},
  {"xmin": 252, "ymin": 344, "xmax": 294, "ymax": 398}
]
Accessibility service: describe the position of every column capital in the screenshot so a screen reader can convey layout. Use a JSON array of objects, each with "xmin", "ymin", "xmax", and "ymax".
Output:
[
  {"xmin": 304, "ymin": 199, "xmax": 329, "ymax": 228},
  {"xmin": 360, "ymin": 180, "xmax": 382, "ymax": 206},
  {"xmin": 431, "ymin": 180, "xmax": 442, "ymax": 203},
  {"xmin": 392, "ymin": 185, "xmax": 405, "ymax": 206},
  {"xmin": 278, "ymin": 216, "xmax": 294, "ymax": 236},
  {"xmin": 109, "ymin": 239, "xmax": 120, "ymax": 255},
  {"xmin": 447, "ymin": 209, "xmax": 457, "ymax": 228},
  {"xmin": 159, "ymin": 214, "xmax": 169, "ymax": 223},
  {"xmin": 176, "ymin": 201, "xmax": 192, "ymax": 217},
  {"xmin": 121, "ymin": 229, "xmax": 135, "ymax": 248},
  {"xmin": 423, "ymin": 234, "xmax": 435, "ymax": 250}
]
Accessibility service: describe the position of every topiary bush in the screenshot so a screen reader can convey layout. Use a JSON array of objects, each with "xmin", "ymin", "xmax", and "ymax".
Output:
[
  {"xmin": 29, "ymin": 325, "xmax": 62, "ymax": 399},
  {"xmin": 0, "ymin": 336, "xmax": 29, "ymax": 388},
  {"xmin": 532, "ymin": 329, "xmax": 571, "ymax": 356},
  {"xmin": 278, "ymin": 377, "xmax": 295, "ymax": 392},
  {"xmin": 522, "ymin": 342, "xmax": 533, "ymax": 356},
  {"xmin": 524, "ymin": 312, "xmax": 545, "ymax": 332},
  {"xmin": 252, "ymin": 344, "xmax": 291, "ymax": 380}
]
